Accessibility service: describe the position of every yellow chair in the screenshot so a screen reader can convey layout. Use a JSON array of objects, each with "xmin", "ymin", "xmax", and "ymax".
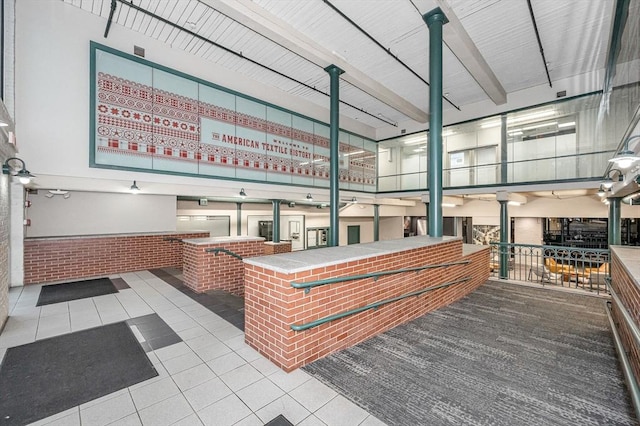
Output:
[
  {"xmin": 580, "ymin": 262, "xmax": 609, "ymax": 285},
  {"xmin": 544, "ymin": 257, "xmax": 575, "ymax": 274}
]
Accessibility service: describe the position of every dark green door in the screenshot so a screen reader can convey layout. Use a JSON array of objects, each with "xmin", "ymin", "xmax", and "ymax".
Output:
[{"xmin": 347, "ymin": 225, "xmax": 360, "ymax": 245}]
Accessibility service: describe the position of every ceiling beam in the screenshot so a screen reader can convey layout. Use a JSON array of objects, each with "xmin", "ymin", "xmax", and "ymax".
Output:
[
  {"xmin": 434, "ymin": 0, "xmax": 507, "ymax": 105},
  {"xmin": 202, "ymin": 0, "xmax": 429, "ymax": 123}
]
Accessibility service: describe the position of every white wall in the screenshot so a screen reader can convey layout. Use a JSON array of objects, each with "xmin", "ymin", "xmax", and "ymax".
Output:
[
  {"xmin": 26, "ymin": 192, "xmax": 177, "ymax": 237},
  {"xmin": 379, "ymin": 216, "xmax": 403, "ymax": 240},
  {"xmin": 514, "ymin": 217, "xmax": 543, "ymax": 246}
]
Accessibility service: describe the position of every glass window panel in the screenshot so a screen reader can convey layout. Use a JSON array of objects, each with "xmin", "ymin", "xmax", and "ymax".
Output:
[
  {"xmin": 313, "ymin": 123, "xmax": 330, "ymax": 188},
  {"xmin": 266, "ymin": 106, "xmax": 292, "ymax": 184},
  {"xmin": 291, "ymin": 115, "xmax": 315, "ymax": 186}
]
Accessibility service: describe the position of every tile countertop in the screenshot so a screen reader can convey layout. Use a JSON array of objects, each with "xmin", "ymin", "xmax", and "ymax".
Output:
[
  {"xmin": 181, "ymin": 236, "xmax": 265, "ymax": 245},
  {"xmin": 243, "ymin": 235, "xmax": 461, "ymax": 274},
  {"xmin": 611, "ymin": 246, "xmax": 640, "ymax": 286}
]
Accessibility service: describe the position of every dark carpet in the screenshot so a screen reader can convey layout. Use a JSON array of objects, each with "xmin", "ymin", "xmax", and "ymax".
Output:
[
  {"xmin": 150, "ymin": 268, "xmax": 245, "ymax": 330},
  {"xmin": 0, "ymin": 321, "xmax": 158, "ymax": 426},
  {"xmin": 303, "ymin": 281, "xmax": 636, "ymax": 426},
  {"xmin": 36, "ymin": 277, "xmax": 118, "ymax": 306}
]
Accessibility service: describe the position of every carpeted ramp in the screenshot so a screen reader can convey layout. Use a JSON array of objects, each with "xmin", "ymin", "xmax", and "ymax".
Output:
[
  {"xmin": 303, "ymin": 281, "xmax": 636, "ymax": 426},
  {"xmin": 36, "ymin": 277, "xmax": 118, "ymax": 306},
  {"xmin": 0, "ymin": 321, "xmax": 158, "ymax": 425}
]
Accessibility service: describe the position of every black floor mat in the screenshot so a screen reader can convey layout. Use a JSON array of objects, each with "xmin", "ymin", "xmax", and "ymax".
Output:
[
  {"xmin": 36, "ymin": 277, "xmax": 118, "ymax": 306},
  {"xmin": 0, "ymin": 322, "xmax": 158, "ymax": 425},
  {"xmin": 127, "ymin": 313, "xmax": 182, "ymax": 352},
  {"xmin": 150, "ymin": 269, "xmax": 245, "ymax": 330},
  {"xmin": 264, "ymin": 414, "xmax": 294, "ymax": 426}
]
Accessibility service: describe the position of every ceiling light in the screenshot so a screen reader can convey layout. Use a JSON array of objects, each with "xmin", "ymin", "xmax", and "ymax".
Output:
[
  {"xmin": 442, "ymin": 129, "xmax": 456, "ymax": 137},
  {"xmin": 2, "ymin": 157, "xmax": 35, "ymax": 185},
  {"xmin": 507, "ymin": 201, "xmax": 521, "ymax": 206},
  {"xmin": 442, "ymin": 203, "xmax": 456, "ymax": 208},
  {"xmin": 0, "ymin": 121, "xmax": 8, "ymax": 127},
  {"xmin": 129, "ymin": 181, "xmax": 140, "ymax": 194},
  {"xmin": 481, "ymin": 121, "xmax": 501, "ymax": 129},
  {"xmin": 508, "ymin": 130, "xmax": 523, "ymax": 136},
  {"xmin": 609, "ymin": 136, "xmax": 640, "ymax": 169},
  {"xmin": 521, "ymin": 121, "xmax": 558, "ymax": 131},
  {"xmin": 343, "ymin": 150, "xmax": 364, "ymax": 157},
  {"xmin": 597, "ymin": 186, "xmax": 607, "ymax": 197},
  {"xmin": 558, "ymin": 121, "xmax": 576, "ymax": 128},
  {"xmin": 239, "ymin": 188, "xmax": 247, "ymax": 198},
  {"xmin": 403, "ymin": 135, "xmax": 427, "ymax": 145},
  {"xmin": 507, "ymin": 109, "xmax": 556, "ymax": 124},
  {"xmin": 601, "ymin": 168, "xmax": 624, "ymax": 189}
]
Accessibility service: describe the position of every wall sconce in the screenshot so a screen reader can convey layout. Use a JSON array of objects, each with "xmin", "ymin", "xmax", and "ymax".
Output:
[
  {"xmin": 306, "ymin": 193, "xmax": 313, "ymax": 201},
  {"xmin": 351, "ymin": 197, "xmax": 358, "ymax": 203},
  {"xmin": 288, "ymin": 202, "xmax": 296, "ymax": 208},
  {"xmin": 239, "ymin": 188, "xmax": 247, "ymax": 199},
  {"xmin": 2, "ymin": 157, "xmax": 35, "ymax": 184},
  {"xmin": 601, "ymin": 168, "xmax": 624, "ymax": 189},
  {"xmin": 609, "ymin": 135, "xmax": 640, "ymax": 169},
  {"xmin": 129, "ymin": 180, "xmax": 140, "ymax": 194}
]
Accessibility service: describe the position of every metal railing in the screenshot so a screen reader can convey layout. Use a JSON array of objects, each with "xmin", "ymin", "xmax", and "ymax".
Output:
[
  {"xmin": 205, "ymin": 247, "xmax": 243, "ymax": 260},
  {"xmin": 290, "ymin": 260, "xmax": 471, "ymax": 293},
  {"xmin": 606, "ymin": 280, "xmax": 640, "ymax": 420},
  {"xmin": 163, "ymin": 237, "xmax": 183, "ymax": 243},
  {"xmin": 489, "ymin": 242, "xmax": 610, "ymax": 294},
  {"xmin": 290, "ymin": 277, "xmax": 470, "ymax": 331}
]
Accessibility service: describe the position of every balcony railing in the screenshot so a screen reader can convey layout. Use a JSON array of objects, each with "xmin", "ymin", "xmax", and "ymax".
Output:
[{"xmin": 489, "ymin": 242, "xmax": 610, "ymax": 294}]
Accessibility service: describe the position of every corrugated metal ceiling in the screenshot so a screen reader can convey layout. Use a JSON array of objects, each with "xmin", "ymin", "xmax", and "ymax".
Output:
[{"xmin": 63, "ymin": 0, "xmax": 631, "ymax": 130}]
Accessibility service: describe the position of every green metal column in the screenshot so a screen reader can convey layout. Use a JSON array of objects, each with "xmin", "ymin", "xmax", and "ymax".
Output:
[
  {"xmin": 236, "ymin": 202, "xmax": 242, "ymax": 236},
  {"xmin": 325, "ymin": 64, "xmax": 344, "ymax": 247},
  {"xmin": 500, "ymin": 115, "xmax": 508, "ymax": 183},
  {"xmin": 499, "ymin": 200, "xmax": 509, "ymax": 279},
  {"xmin": 609, "ymin": 198, "xmax": 621, "ymax": 246},
  {"xmin": 423, "ymin": 8, "xmax": 448, "ymax": 238},
  {"xmin": 272, "ymin": 200, "xmax": 281, "ymax": 243},
  {"xmin": 373, "ymin": 204, "xmax": 380, "ymax": 242}
]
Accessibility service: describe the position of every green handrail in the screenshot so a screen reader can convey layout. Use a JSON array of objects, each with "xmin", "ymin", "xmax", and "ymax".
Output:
[
  {"xmin": 163, "ymin": 237, "xmax": 183, "ymax": 243},
  {"xmin": 290, "ymin": 276, "xmax": 470, "ymax": 331},
  {"xmin": 291, "ymin": 260, "xmax": 470, "ymax": 293},
  {"xmin": 205, "ymin": 247, "xmax": 243, "ymax": 260}
]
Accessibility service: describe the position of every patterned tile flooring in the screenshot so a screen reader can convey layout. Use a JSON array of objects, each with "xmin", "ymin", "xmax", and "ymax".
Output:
[{"xmin": 0, "ymin": 270, "xmax": 385, "ymax": 426}]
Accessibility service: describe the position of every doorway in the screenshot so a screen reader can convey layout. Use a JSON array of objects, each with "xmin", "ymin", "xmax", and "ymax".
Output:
[{"xmin": 347, "ymin": 226, "xmax": 360, "ymax": 245}]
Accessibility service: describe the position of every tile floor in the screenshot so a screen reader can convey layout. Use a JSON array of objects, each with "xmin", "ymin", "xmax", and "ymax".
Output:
[{"xmin": 0, "ymin": 270, "xmax": 386, "ymax": 426}]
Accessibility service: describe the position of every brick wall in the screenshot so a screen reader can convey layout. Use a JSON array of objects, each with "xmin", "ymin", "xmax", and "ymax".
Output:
[
  {"xmin": 182, "ymin": 238, "xmax": 265, "ymax": 295},
  {"xmin": 244, "ymin": 240, "xmax": 490, "ymax": 371},
  {"xmin": 0, "ymin": 173, "xmax": 9, "ymax": 330},
  {"xmin": 23, "ymin": 232, "xmax": 208, "ymax": 285},
  {"xmin": 610, "ymin": 250, "xmax": 640, "ymax": 384},
  {"xmin": 264, "ymin": 241, "xmax": 292, "ymax": 255}
]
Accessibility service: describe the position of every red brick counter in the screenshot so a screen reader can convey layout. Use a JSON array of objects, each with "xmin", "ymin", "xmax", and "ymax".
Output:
[
  {"xmin": 244, "ymin": 236, "xmax": 490, "ymax": 371},
  {"xmin": 182, "ymin": 236, "xmax": 265, "ymax": 295},
  {"xmin": 24, "ymin": 232, "xmax": 208, "ymax": 285},
  {"xmin": 609, "ymin": 246, "xmax": 640, "ymax": 385}
]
